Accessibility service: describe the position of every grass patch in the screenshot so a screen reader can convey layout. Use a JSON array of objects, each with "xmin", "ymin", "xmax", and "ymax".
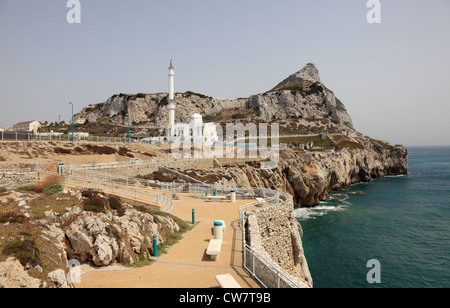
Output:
[
  {"xmin": 336, "ymin": 141, "xmax": 364, "ymax": 150},
  {"xmin": 15, "ymin": 185, "xmax": 36, "ymax": 193},
  {"xmin": 0, "ymin": 212, "xmax": 28, "ymax": 224},
  {"xmin": 42, "ymin": 184, "xmax": 63, "ymax": 195},
  {"xmin": 0, "ymin": 155, "xmax": 6, "ymax": 162},
  {"xmin": 2, "ymin": 238, "xmax": 41, "ymax": 267},
  {"xmin": 375, "ymin": 140, "xmax": 395, "ymax": 151},
  {"xmin": 279, "ymin": 135, "xmax": 334, "ymax": 150}
]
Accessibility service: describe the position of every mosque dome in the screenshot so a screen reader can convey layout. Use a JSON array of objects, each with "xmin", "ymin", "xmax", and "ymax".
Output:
[{"xmin": 191, "ymin": 113, "xmax": 203, "ymax": 124}]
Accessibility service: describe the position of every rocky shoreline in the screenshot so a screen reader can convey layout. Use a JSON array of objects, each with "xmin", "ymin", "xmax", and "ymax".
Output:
[{"xmin": 185, "ymin": 142, "xmax": 408, "ymax": 208}]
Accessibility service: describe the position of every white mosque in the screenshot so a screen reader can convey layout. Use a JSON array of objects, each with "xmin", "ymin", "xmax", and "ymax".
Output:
[{"xmin": 165, "ymin": 60, "xmax": 219, "ymax": 146}]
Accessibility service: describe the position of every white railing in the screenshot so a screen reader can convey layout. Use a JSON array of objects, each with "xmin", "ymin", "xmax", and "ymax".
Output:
[{"xmin": 36, "ymin": 170, "xmax": 172, "ymax": 211}]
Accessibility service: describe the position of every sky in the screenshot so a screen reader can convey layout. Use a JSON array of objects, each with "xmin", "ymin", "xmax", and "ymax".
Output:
[{"xmin": 0, "ymin": 0, "xmax": 449, "ymax": 146}]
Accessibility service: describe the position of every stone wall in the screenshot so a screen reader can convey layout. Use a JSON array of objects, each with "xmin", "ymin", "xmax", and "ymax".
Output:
[
  {"xmin": 0, "ymin": 171, "xmax": 37, "ymax": 190},
  {"xmin": 77, "ymin": 157, "xmax": 262, "ymax": 179},
  {"xmin": 245, "ymin": 193, "xmax": 312, "ymax": 288}
]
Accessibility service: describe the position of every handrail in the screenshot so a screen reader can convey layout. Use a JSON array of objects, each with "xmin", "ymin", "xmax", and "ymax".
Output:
[{"xmin": 35, "ymin": 170, "xmax": 170, "ymax": 210}]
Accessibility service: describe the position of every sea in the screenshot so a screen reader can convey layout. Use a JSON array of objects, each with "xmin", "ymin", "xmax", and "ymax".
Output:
[{"xmin": 295, "ymin": 146, "xmax": 450, "ymax": 288}]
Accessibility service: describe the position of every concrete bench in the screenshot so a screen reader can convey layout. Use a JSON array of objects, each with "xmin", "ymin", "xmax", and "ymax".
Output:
[
  {"xmin": 207, "ymin": 196, "xmax": 227, "ymax": 202},
  {"xmin": 206, "ymin": 239, "xmax": 222, "ymax": 260},
  {"xmin": 215, "ymin": 274, "xmax": 242, "ymax": 288}
]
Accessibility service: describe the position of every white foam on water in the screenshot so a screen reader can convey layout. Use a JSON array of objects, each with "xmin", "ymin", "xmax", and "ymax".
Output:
[{"xmin": 294, "ymin": 204, "xmax": 347, "ymax": 221}]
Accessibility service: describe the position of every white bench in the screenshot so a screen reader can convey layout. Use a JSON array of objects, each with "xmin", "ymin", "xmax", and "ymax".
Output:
[
  {"xmin": 206, "ymin": 239, "xmax": 222, "ymax": 260},
  {"xmin": 215, "ymin": 274, "xmax": 242, "ymax": 288},
  {"xmin": 207, "ymin": 196, "xmax": 227, "ymax": 202}
]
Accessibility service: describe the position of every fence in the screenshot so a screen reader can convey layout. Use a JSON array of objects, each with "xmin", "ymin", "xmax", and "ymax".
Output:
[
  {"xmin": 35, "ymin": 170, "xmax": 173, "ymax": 212},
  {"xmin": 0, "ymin": 131, "xmax": 32, "ymax": 141}
]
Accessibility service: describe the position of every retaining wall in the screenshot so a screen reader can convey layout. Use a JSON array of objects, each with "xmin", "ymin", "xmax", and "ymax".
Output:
[
  {"xmin": 244, "ymin": 193, "xmax": 312, "ymax": 288},
  {"xmin": 0, "ymin": 172, "xmax": 37, "ymax": 190}
]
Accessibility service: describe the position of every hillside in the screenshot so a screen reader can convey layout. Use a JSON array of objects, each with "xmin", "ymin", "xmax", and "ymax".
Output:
[{"xmin": 72, "ymin": 63, "xmax": 354, "ymax": 137}]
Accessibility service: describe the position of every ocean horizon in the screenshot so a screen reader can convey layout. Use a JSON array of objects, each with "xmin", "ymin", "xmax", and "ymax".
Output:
[{"xmin": 296, "ymin": 146, "xmax": 450, "ymax": 288}]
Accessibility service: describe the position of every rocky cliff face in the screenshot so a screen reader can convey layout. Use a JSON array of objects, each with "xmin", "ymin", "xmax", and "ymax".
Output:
[
  {"xmin": 73, "ymin": 63, "xmax": 353, "ymax": 129},
  {"xmin": 185, "ymin": 139, "xmax": 408, "ymax": 208},
  {"xmin": 76, "ymin": 92, "xmax": 248, "ymax": 127}
]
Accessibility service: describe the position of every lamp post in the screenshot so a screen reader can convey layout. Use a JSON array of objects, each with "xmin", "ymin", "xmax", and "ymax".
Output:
[
  {"xmin": 126, "ymin": 113, "xmax": 130, "ymax": 144},
  {"xmin": 69, "ymin": 102, "xmax": 74, "ymax": 142}
]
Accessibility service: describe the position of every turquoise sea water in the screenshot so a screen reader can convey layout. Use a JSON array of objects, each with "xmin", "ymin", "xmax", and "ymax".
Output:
[{"xmin": 296, "ymin": 146, "xmax": 450, "ymax": 288}]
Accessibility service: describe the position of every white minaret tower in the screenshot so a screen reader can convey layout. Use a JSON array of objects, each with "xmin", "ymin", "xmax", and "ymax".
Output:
[{"xmin": 167, "ymin": 59, "xmax": 175, "ymax": 137}]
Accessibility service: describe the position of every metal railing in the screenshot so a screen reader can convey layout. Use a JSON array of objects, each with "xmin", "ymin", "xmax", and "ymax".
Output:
[{"xmin": 36, "ymin": 170, "xmax": 172, "ymax": 211}]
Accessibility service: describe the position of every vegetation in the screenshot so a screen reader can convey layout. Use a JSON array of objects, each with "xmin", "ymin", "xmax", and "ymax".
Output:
[
  {"xmin": 336, "ymin": 141, "xmax": 364, "ymax": 150},
  {"xmin": 54, "ymin": 147, "xmax": 71, "ymax": 154},
  {"xmin": 375, "ymin": 140, "xmax": 395, "ymax": 151},
  {"xmin": 279, "ymin": 135, "xmax": 334, "ymax": 150},
  {"xmin": 0, "ymin": 212, "xmax": 28, "ymax": 224},
  {"xmin": 42, "ymin": 184, "xmax": 63, "ymax": 195},
  {"xmin": 0, "ymin": 155, "xmax": 6, "ymax": 161},
  {"xmin": 2, "ymin": 238, "xmax": 41, "ymax": 267}
]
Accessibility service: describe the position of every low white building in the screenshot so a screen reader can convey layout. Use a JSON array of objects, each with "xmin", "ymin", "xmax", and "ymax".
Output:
[
  {"xmin": 13, "ymin": 120, "xmax": 41, "ymax": 134},
  {"xmin": 171, "ymin": 113, "xmax": 219, "ymax": 146},
  {"xmin": 0, "ymin": 128, "xmax": 4, "ymax": 132}
]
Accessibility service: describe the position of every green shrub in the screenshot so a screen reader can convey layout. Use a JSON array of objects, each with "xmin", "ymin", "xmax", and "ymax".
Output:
[
  {"xmin": 42, "ymin": 184, "xmax": 63, "ymax": 195},
  {"xmin": 83, "ymin": 190, "xmax": 107, "ymax": 213},
  {"xmin": 2, "ymin": 239, "xmax": 41, "ymax": 267},
  {"xmin": 108, "ymin": 195, "xmax": 122, "ymax": 210},
  {"xmin": 0, "ymin": 155, "xmax": 6, "ymax": 162}
]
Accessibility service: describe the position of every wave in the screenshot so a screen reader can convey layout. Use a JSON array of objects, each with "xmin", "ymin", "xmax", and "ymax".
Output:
[{"xmin": 294, "ymin": 204, "xmax": 347, "ymax": 221}]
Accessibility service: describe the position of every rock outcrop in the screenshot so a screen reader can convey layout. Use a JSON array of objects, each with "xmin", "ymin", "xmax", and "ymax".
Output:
[
  {"xmin": 0, "ymin": 189, "xmax": 185, "ymax": 288},
  {"xmin": 62, "ymin": 204, "xmax": 180, "ymax": 267},
  {"xmin": 185, "ymin": 139, "xmax": 408, "ymax": 208},
  {"xmin": 73, "ymin": 63, "xmax": 353, "ymax": 129},
  {"xmin": 0, "ymin": 257, "xmax": 45, "ymax": 288}
]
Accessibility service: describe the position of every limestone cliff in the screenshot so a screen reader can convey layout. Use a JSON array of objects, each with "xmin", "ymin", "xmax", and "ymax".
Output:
[
  {"xmin": 185, "ymin": 138, "xmax": 408, "ymax": 208},
  {"xmin": 73, "ymin": 63, "xmax": 353, "ymax": 130}
]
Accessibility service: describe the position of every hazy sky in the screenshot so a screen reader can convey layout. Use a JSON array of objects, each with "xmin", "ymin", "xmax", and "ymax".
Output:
[{"xmin": 1, "ymin": 0, "xmax": 449, "ymax": 146}]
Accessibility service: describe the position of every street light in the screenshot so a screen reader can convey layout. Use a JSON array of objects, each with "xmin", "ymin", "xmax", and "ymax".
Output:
[
  {"xmin": 69, "ymin": 102, "xmax": 74, "ymax": 142},
  {"xmin": 126, "ymin": 113, "xmax": 130, "ymax": 144}
]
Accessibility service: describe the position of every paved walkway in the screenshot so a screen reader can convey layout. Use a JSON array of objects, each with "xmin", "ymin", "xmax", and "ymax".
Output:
[{"xmin": 75, "ymin": 194, "xmax": 260, "ymax": 288}]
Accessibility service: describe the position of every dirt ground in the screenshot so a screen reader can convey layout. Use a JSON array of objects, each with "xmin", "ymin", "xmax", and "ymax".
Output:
[{"xmin": 0, "ymin": 141, "xmax": 169, "ymax": 167}]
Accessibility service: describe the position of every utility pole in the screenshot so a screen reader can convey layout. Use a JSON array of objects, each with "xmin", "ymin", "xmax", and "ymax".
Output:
[
  {"xmin": 126, "ymin": 113, "xmax": 130, "ymax": 144},
  {"xmin": 69, "ymin": 102, "xmax": 74, "ymax": 142},
  {"xmin": 58, "ymin": 115, "xmax": 61, "ymax": 141}
]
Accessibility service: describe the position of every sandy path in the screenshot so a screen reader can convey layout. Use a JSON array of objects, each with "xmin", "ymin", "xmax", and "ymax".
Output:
[{"xmin": 75, "ymin": 194, "xmax": 260, "ymax": 288}]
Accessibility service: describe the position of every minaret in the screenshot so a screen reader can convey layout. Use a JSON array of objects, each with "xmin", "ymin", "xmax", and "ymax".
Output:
[{"xmin": 167, "ymin": 59, "xmax": 175, "ymax": 137}]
